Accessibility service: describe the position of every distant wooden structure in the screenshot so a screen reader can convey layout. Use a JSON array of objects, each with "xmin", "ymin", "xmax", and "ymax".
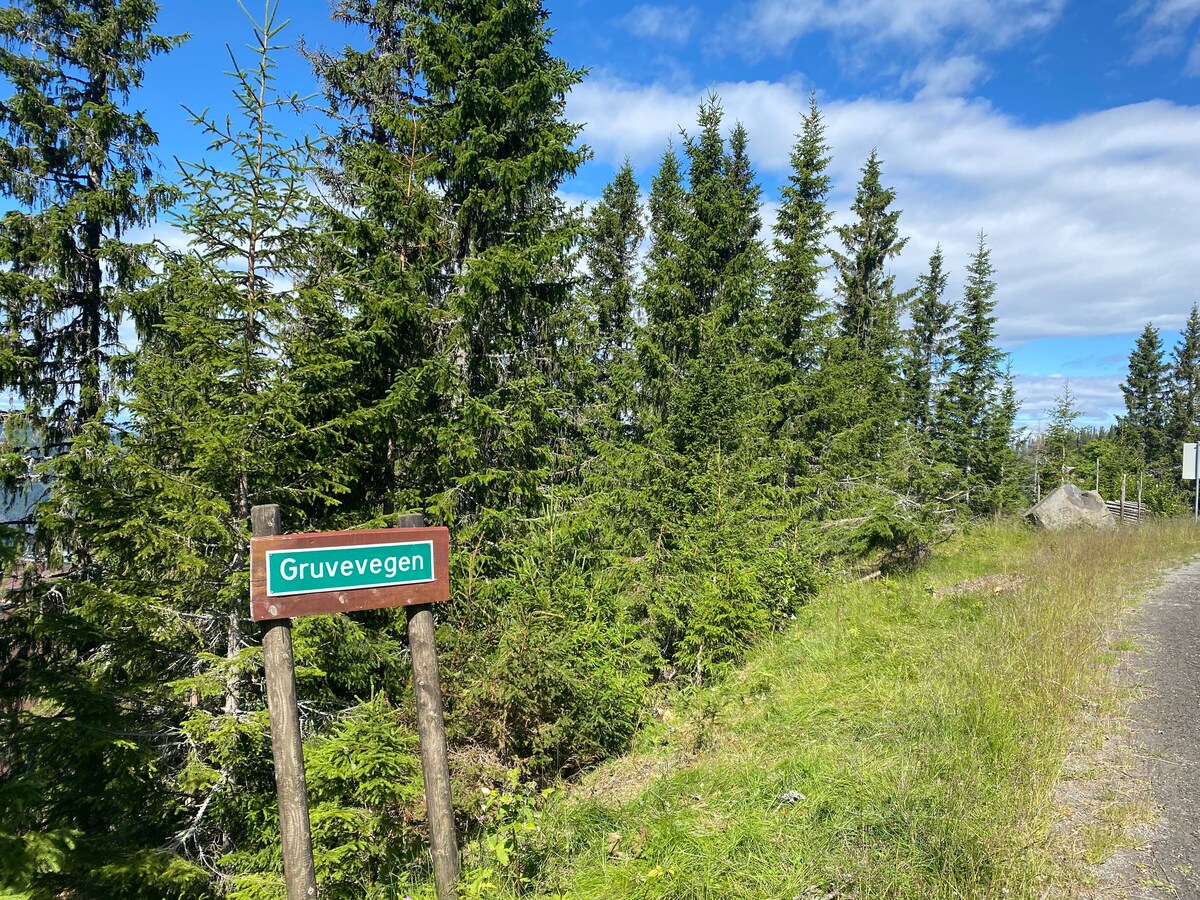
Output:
[
  {"xmin": 1103, "ymin": 473, "xmax": 1148, "ymax": 525},
  {"xmin": 1105, "ymin": 499, "xmax": 1148, "ymax": 524}
]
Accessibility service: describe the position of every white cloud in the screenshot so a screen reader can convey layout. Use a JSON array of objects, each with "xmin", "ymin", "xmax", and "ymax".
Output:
[
  {"xmin": 728, "ymin": 0, "xmax": 1065, "ymax": 57},
  {"xmin": 906, "ymin": 55, "xmax": 990, "ymax": 99},
  {"xmin": 621, "ymin": 4, "xmax": 699, "ymax": 44},
  {"xmin": 1127, "ymin": 0, "xmax": 1200, "ymax": 68},
  {"xmin": 1015, "ymin": 375, "xmax": 1125, "ymax": 428},
  {"xmin": 570, "ymin": 75, "xmax": 808, "ymax": 170}
]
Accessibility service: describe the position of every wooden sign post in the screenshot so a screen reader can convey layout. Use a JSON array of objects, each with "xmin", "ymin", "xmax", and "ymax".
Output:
[
  {"xmin": 252, "ymin": 505, "xmax": 318, "ymax": 899},
  {"xmin": 397, "ymin": 514, "xmax": 460, "ymax": 898},
  {"xmin": 250, "ymin": 506, "xmax": 458, "ymax": 900}
]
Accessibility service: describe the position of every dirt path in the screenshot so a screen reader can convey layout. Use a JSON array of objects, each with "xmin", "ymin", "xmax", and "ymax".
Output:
[{"xmin": 1100, "ymin": 560, "xmax": 1200, "ymax": 897}]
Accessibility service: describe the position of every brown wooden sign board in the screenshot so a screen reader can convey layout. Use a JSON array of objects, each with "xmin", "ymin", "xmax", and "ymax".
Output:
[{"xmin": 250, "ymin": 526, "xmax": 450, "ymax": 621}]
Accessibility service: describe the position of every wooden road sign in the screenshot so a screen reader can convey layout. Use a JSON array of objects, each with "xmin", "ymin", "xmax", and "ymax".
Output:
[
  {"xmin": 249, "ymin": 511, "xmax": 460, "ymax": 899},
  {"xmin": 250, "ymin": 526, "xmax": 450, "ymax": 621}
]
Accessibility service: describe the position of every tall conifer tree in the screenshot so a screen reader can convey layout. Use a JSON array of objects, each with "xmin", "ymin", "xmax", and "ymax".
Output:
[
  {"xmin": 985, "ymin": 361, "xmax": 1024, "ymax": 509},
  {"xmin": 720, "ymin": 121, "xmax": 766, "ymax": 330},
  {"xmin": 304, "ymin": 0, "xmax": 445, "ymax": 520},
  {"xmin": 638, "ymin": 146, "xmax": 689, "ymax": 425},
  {"xmin": 904, "ymin": 245, "xmax": 954, "ymax": 433},
  {"xmin": 585, "ymin": 163, "xmax": 643, "ymax": 354},
  {"xmin": 662, "ymin": 96, "xmax": 767, "ymax": 339},
  {"xmin": 832, "ymin": 151, "xmax": 907, "ymax": 357},
  {"xmin": 815, "ymin": 153, "xmax": 956, "ymax": 564},
  {"xmin": 820, "ymin": 151, "xmax": 908, "ymax": 460},
  {"xmin": 765, "ymin": 94, "xmax": 834, "ymax": 478},
  {"xmin": 667, "ymin": 98, "xmax": 766, "ymax": 454},
  {"xmin": 939, "ymin": 234, "xmax": 1004, "ymax": 505},
  {"xmin": 420, "ymin": 0, "xmax": 588, "ymax": 529},
  {"xmin": 679, "ymin": 96, "xmax": 729, "ymax": 325},
  {"xmin": 581, "ymin": 161, "xmax": 643, "ymax": 433},
  {"xmin": 1169, "ymin": 303, "xmax": 1200, "ymax": 448},
  {"xmin": 0, "ymin": 0, "xmax": 182, "ymax": 444},
  {"xmin": 36, "ymin": 8, "xmax": 426, "ymax": 890},
  {"xmin": 0, "ymin": 2, "xmax": 192, "ymax": 892},
  {"xmin": 1119, "ymin": 322, "xmax": 1169, "ymax": 469},
  {"xmin": 770, "ymin": 93, "xmax": 833, "ymax": 377},
  {"xmin": 51, "ymin": 6, "xmax": 369, "ymax": 889}
]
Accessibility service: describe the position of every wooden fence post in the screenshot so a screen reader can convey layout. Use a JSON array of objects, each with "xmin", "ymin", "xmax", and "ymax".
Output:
[
  {"xmin": 397, "ymin": 513, "xmax": 459, "ymax": 900},
  {"xmin": 253, "ymin": 504, "xmax": 318, "ymax": 899},
  {"xmin": 1120, "ymin": 474, "xmax": 1127, "ymax": 525}
]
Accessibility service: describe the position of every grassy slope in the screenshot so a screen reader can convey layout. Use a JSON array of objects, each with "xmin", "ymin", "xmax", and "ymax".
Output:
[{"xmin": 451, "ymin": 521, "xmax": 1198, "ymax": 900}]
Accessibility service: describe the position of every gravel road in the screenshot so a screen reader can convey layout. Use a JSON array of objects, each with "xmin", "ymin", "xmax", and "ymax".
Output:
[{"xmin": 1106, "ymin": 560, "xmax": 1200, "ymax": 897}]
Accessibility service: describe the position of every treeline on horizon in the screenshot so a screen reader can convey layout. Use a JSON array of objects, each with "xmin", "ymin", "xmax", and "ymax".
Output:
[
  {"xmin": 0, "ymin": 1, "xmax": 1193, "ymax": 896},
  {"xmin": 1027, "ymin": 306, "xmax": 1200, "ymax": 511}
]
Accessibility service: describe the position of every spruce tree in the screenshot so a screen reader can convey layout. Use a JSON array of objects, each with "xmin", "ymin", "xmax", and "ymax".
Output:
[
  {"xmin": 832, "ymin": 150, "xmax": 907, "ymax": 357},
  {"xmin": 904, "ymin": 245, "xmax": 954, "ymax": 433},
  {"xmin": 668, "ymin": 98, "xmax": 767, "ymax": 454},
  {"xmin": 720, "ymin": 120, "xmax": 766, "ymax": 330},
  {"xmin": 939, "ymin": 234, "xmax": 1005, "ymax": 506},
  {"xmin": 303, "ymin": 0, "xmax": 445, "ymax": 520},
  {"xmin": 726, "ymin": 124, "xmax": 761, "ymax": 247},
  {"xmin": 0, "ymin": 0, "xmax": 182, "ymax": 445},
  {"xmin": 420, "ymin": 0, "xmax": 589, "ymax": 529},
  {"xmin": 983, "ymin": 362, "xmax": 1024, "ymax": 510},
  {"xmin": 0, "ymin": 3, "xmax": 341, "ymax": 892},
  {"xmin": 618, "ymin": 101, "xmax": 794, "ymax": 682},
  {"xmin": 411, "ymin": 0, "xmax": 655, "ymax": 776},
  {"xmin": 7, "ymin": 7, "xmax": 426, "ymax": 892},
  {"xmin": 638, "ymin": 145, "xmax": 690, "ymax": 423},
  {"xmin": 1119, "ymin": 322, "xmax": 1170, "ymax": 470},
  {"xmin": 580, "ymin": 161, "xmax": 644, "ymax": 434},
  {"xmin": 0, "ymin": 2, "xmax": 190, "ymax": 892},
  {"xmin": 651, "ymin": 95, "xmax": 767, "ymax": 344},
  {"xmin": 586, "ymin": 162, "xmax": 643, "ymax": 354},
  {"xmin": 1168, "ymin": 303, "xmax": 1200, "ymax": 449},
  {"xmin": 304, "ymin": 0, "xmax": 650, "ymax": 830},
  {"xmin": 819, "ymin": 151, "xmax": 908, "ymax": 462},
  {"xmin": 812, "ymin": 154, "xmax": 958, "ymax": 566},
  {"xmin": 770, "ymin": 92, "xmax": 833, "ymax": 377},
  {"xmin": 679, "ymin": 96, "xmax": 729, "ymax": 325},
  {"xmin": 1044, "ymin": 382, "xmax": 1081, "ymax": 485}
]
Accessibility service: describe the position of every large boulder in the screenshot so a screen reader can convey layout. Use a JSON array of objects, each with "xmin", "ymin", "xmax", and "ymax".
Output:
[{"xmin": 1025, "ymin": 484, "xmax": 1114, "ymax": 530}]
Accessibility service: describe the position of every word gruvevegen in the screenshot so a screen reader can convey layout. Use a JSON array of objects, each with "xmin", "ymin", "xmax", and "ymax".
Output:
[{"xmin": 265, "ymin": 539, "xmax": 435, "ymax": 598}]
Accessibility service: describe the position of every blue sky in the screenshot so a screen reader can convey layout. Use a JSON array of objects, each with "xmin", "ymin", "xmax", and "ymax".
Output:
[{"xmin": 141, "ymin": 0, "xmax": 1200, "ymax": 431}]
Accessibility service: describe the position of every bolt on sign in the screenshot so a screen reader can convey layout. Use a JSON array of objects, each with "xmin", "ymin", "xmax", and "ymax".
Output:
[{"xmin": 250, "ymin": 526, "xmax": 450, "ymax": 621}]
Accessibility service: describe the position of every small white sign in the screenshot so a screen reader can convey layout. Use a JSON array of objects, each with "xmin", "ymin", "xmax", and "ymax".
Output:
[{"xmin": 1184, "ymin": 443, "xmax": 1199, "ymax": 480}]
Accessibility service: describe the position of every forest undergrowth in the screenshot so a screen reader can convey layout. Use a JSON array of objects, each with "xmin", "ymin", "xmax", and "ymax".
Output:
[{"xmin": 435, "ymin": 520, "xmax": 1199, "ymax": 900}]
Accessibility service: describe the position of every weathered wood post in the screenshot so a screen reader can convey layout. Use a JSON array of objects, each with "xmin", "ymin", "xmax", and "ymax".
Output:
[
  {"xmin": 252, "ymin": 504, "xmax": 318, "ymax": 899},
  {"xmin": 397, "ymin": 513, "xmax": 459, "ymax": 899},
  {"xmin": 1120, "ymin": 474, "xmax": 1127, "ymax": 525},
  {"xmin": 1137, "ymin": 475, "xmax": 1143, "ymax": 523}
]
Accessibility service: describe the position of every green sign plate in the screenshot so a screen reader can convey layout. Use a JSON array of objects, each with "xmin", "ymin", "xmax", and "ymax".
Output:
[
  {"xmin": 250, "ymin": 526, "xmax": 451, "ymax": 621},
  {"xmin": 266, "ymin": 540, "xmax": 434, "ymax": 597}
]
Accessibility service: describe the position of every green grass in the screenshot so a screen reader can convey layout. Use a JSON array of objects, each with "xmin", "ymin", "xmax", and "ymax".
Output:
[{"xmin": 442, "ymin": 520, "xmax": 1199, "ymax": 899}]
